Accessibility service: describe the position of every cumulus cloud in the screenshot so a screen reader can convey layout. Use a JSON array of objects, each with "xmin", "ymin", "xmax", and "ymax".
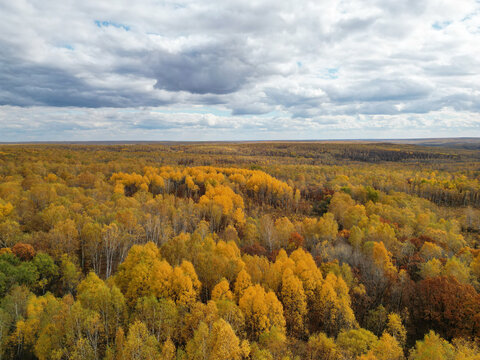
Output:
[{"xmin": 0, "ymin": 0, "xmax": 479, "ymax": 139}]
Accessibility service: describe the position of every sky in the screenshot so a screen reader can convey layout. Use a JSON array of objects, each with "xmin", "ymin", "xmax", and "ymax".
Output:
[{"xmin": 0, "ymin": 0, "xmax": 480, "ymax": 141}]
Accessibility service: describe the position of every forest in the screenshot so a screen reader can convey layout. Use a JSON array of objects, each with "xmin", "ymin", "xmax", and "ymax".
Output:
[{"xmin": 0, "ymin": 141, "xmax": 479, "ymax": 359}]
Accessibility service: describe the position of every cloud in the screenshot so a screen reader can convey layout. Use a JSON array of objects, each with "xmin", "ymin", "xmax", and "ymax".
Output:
[
  {"xmin": 328, "ymin": 78, "xmax": 434, "ymax": 103},
  {"xmin": 150, "ymin": 40, "xmax": 260, "ymax": 95},
  {"xmin": 0, "ymin": 0, "xmax": 479, "ymax": 139}
]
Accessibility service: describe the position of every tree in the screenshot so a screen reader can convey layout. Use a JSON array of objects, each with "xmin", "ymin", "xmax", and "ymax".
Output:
[
  {"xmin": 167, "ymin": 266, "xmax": 197, "ymax": 308},
  {"xmin": 369, "ymin": 333, "xmax": 404, "ymax": 360},
  {"xmin": 317, "ymin": 212, "xmax": 339, "ymax": 242},
  {"xmin": 179, "ymin": 300, "xmax": 217, "ymax": 341},
  {"xmin": 102, "ymin": 223, "xmax": 121, "ymax": 279},
  {"xmin": 0, "ymin": 219, "xmax": 22, "ymax": 248},
  {"xmin": 409, "ymin": 276, "xmax": 480, "ymax": 340},
  {"xmin": 0, "ymin": 310, "xmax": 11, "ymax": 357},
  {"xmin": 259, "ymin": 215, "xmax": 276, "ymax": 252},
  {"xmin": 258, "ymin": 326, "xmax": 288, "ymax": 360},
  {"xmin": 274, "ymin": 217, "xmax": 294, "ymax": 249},
  {"xmin": 372, "ymin": 241, "xmax": 397, "ymax": 277},
  {"xmin": 349, "ymin": 226, "xmax": 364, "ymax": 249},
  {"xmin": 216, "ymin": 300, "xmax": 245, "ymax": 337},
  {"xmin": 471, "ymin": 253, "xmax": 480, "ymax": 282},
  {"xmin": 314, "ymin": 273, "xmax": 356, "ymax": 336},
  {"xmin": 134, "ymin": 296, "xmax": 178, "ymax": 343},
  {"xmin": 234, "ymin": 269, "xmax": 252, "ymax": 301},
  {"xmin": 208, "ymin": 319, "xmax": 243, "ymax": 360},
  {"xmin": 281, "ymin": 268, "xmax": 307, "ymax": 337},
  {"xmin": 123, "ymin": 321, "xmax": 160, "ymax": 360},
  {"xmin": 115, "ymin": 242, "xmax": 172, "ymax": 306},
  {"xmin": 77, "ymin": 272, "xmax": 126, "ymax": 345},
  {"xmin": 161, "ymin": 338, "xmax": 176, "ymax": 360},
  {"xmin": 16, "ymin": 294, "xmax": 102, "ymax": 360},
  {"xmin": 32, "ymin": 252, "xmax": 58, "ymax": 294},
  {"xmin": 239, "ymin": 284, "xmax": 285, "ymax": 340},
  {"xmin": 0, "ymin": 252, "xmax": 38, "ymax": 296},
  {"xmin": 365, "ymin": 305, "xmax": 387, "ymax": 336},
  {"xmin": 409, "ymin": 331, "xmax": 454, "ymax": 360},
  {"xmin": 211, "ymin": 279, "xmax": 234, "ymax": 302},
  {"xmin": 344, "ymin": 204, "xmax": 367, "ymax": 229},
  {"xmin": 114, "ymin": 327, "xmax": 126, "ymax": 360},
  {"xmin": 336, "ymin": 328, "xmax": 378, "ymax": 359},
  {"xmin": 419, "ymin": 259, "xmax": 442, "ymax": 279},
  {"xmin": 418, "ymin": 242, "xmax": 442, "ymax": 260},
  {"xmin": 48, "ymin": 219, "xmax": 79, "ymax": 257},
  {"xmin": 451, "ymin": 338, "xmax": 480, "ymax": 360},
  {"xmin": 385, "ymin": 313, "xmax": 406, "ymax": 348},
  {"xmin": 329, "ymin": 192, "xmax": 355, "ymax": 228},
  {"xmin": 306, "ymin": 332, "xmax": 339, "ymax": 360},
  {"xmin": 11, "ymin": 243, "xmax": 35, "ymax": 261},
  {"xmin": 59, "ymin": 255, "xmax": 81, "ymax": 295},
  {"xmin": 185, "ymin": 320, "xmax": 243, "ymax": 360},
  {"xmin": 0, "ymin": 285, "xmax": 32, "ymax": 358},
  {"xmin": 443, "ymin": 256, "xmax": 470, "ymax": 284},
  {"xmin": 80, "ymin": 221, "xmax": 102, "ymax": 274}
]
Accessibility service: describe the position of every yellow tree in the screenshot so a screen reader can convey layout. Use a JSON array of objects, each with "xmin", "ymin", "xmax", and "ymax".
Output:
[
  {"xmin": 317, "ymin": 212, "xmax": 339, "ymax": 242},
  {"xmin": 366, "ymin": 333, "xmax": 404, "ymax": 360},
  {"xmin": 372, "ymin": 241, "xmax": 397, "ymax": 277},
  {"xmin": 161, "ymin": 338, "xmax": 176, "ymax": 360},
  {"xmin": 168, "ymin": 265, "xmax": 199, "ymax": 308},
  {"xmin": 211, "ymin": 279, "xmax": 234, "ymax": 302},
  {"xmin": 180, "ymin": 301, "xmax": 219, "ymax": 344},
  {"xmin": 314, "ymin": 273, "xmax": 356, "ymax": 336},
  {"xmin": 209, "ymin": 319, "xmax": 243, "ymax": 360},
  {"xmin": 123, "ymin": 321, "xmax": 160, "ymax": 360},
  {"xmin": 185, "ymin": 319, "xmax": 243, "ymax": 360},
  {"xmin": 306, "ymin": 333, "xmax": 338, "ymax": 360},
  {"xmin": 116, "ymin": 242, "xmax": 200, "ymax": 308},
  {"xmin": 216, "ymin": 300, "xmax": 246, "ymax": 337},
  {"xmin": 385, "ymin": 313, "xmax": 406, "ymax": 348},
  {"xmin": 274, "ymin": 217, "xmax": 295, "ymax": 249},
  {"xmin": 258, "ymin": 326, "xmax": 288, "ymax": 360},
  {"xmin": 409, "ymin": 331, "xmax": 454, "ymax": 360},
  {"xmin": 115, "ymin": 242, "xmax": 172, "ymax": 306},
  {"xmin": 133, "ymin": 296, "xmax": 178, "ymax": 343},
  {"xmin": 336, "ymin": 328, "xmax": 378, "ymax": 359},
  {"xmin": 280, "ymin": 268, "xmax": 307, "ymax": 337},
  {"xmin": 234, "ymin": 269, "xmax": 252, "ymax": 301},
  {"xmin": 239, "ymin": 284, "xmax": 285, "ymax": 340},
  {"xmin": 77, "ymin": 272, "xmax": 126, "ymax": 345},
  {"xmin": 419, "ymin": 259, "xmax": 443, "ymax": 279}
]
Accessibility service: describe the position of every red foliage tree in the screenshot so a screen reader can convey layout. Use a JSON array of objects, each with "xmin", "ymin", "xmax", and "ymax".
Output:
[
  {"xmin": 12, "ymin": 243, "xmax": 36, "ymax": 261},
  {"xmin": 287, "ymin": 232, "xmax": 304, "ymax": 252},
  {"xmin": 408, "ymin": 276, "xmax": 480, "ymax": 341},
  {"xmin": 242, "ymin": 242, "xmax": 268, "ymax": 258}
]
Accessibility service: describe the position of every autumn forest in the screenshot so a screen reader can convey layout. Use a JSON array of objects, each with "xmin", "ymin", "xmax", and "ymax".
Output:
[{"xmin": 0, "ymin": 141, "xmax": 479, "ymax": 360}]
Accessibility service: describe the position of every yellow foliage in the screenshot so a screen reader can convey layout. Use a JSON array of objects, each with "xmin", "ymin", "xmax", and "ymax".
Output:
[
  {"xmin": 212, "ymin": 278, "xmax": 234, "ymax": 301},
  {"xmin": 372, "ymin": 242, "xmax": 397, "ymax": 277},
  {"xmin": 239, "ymin": 284, "xmax": 286, "ymax": 339},
  {"xmin": 234, "ymin": 269, "xmax": 252, "ymax": 301}
]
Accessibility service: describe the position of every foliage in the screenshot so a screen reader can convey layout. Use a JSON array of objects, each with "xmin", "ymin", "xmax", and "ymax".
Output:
[{"xmin": 0, "ymin": 142, "xmax": 478, "ymax": 359}]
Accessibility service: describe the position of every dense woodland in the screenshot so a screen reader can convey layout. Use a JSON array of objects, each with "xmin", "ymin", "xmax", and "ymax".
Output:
[{"xmin": 0, "ymin": 141, "xmax": 479, "ymax": 359}]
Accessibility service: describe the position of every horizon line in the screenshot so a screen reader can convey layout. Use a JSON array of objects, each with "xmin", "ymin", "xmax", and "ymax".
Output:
[{"xmin": 1, "ymin": 136, "xmax": 480, "ymax": 145}]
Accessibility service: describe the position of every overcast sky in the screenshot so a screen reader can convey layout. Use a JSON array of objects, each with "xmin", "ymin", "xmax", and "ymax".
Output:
[{"xmin": 1, "ymin": 0, "xmax": 479, "ymax": 141}]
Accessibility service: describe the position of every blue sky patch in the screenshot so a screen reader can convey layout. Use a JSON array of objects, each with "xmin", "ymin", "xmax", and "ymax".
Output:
[
  {"xmin": 94, "ymin": 20, "xmax": 130, "ymax": 31},
  {"xmin": 432, "ymin": 21, "xmax": 452, "ymax": 30},
  {"xmin": 327, "ymin": 68, "xmax": 339, "ymax": 79}
]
